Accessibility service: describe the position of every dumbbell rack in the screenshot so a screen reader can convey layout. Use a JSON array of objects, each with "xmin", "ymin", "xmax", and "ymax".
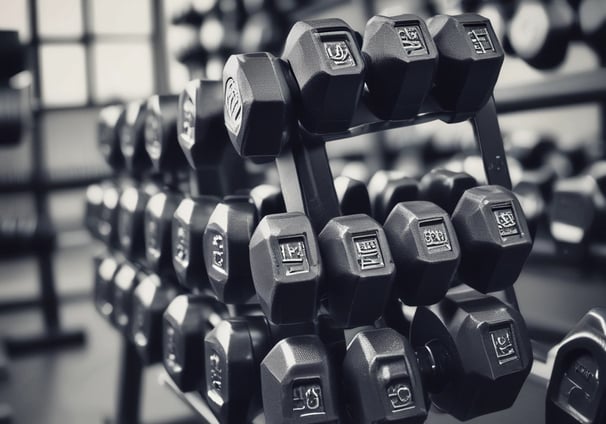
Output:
[
  {"xmin": 1, "ymin": 0, "xmax": 89, "ymax": 361},
  {"xmin": 152, "ymin": 92, "xmax": 520, "ymax": 423}
]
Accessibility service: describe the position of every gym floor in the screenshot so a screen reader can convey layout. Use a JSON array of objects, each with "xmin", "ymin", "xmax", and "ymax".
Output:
[{"xmin": 1, "ymin": 236, "xmax": 601, "ymax": 423}]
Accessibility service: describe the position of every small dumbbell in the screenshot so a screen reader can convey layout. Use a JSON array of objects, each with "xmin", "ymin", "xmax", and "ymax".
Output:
[
  {"xmin": 163, "ymin": 294, "xmax": 228, "ymax": 392},
  {"xmin": 130, "ymin": 274, "xmax": 179, "ymax": 364},
  {"xmin": 111, "ymin": 261, "xmax": 148, "ymax": 335},
  {"xmin": 342, "ymin": 327, "xmax": 428, "ymax": 423},
  {"xmin": 261, "ymin": 335, "xmax": 341, "ymax": 424},
  {"xmin": 203, "ymin": 315, "xmax": 271, "ymax": 423}
]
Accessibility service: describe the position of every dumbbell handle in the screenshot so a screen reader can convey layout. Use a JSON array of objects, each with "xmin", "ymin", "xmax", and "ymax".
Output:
[{"xmin": 414, "ymin": 339, "xmax": 452, "ymax": 394}]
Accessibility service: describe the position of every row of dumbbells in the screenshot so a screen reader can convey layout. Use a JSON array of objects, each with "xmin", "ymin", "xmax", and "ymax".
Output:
[
  {"xmin": 84, "ymin": 12, "xmax": 542, "ymax": 424},
  {"xmin": 168, "ymin": 0, "xmax": 606, "ymax": 78},
  {"xmin": 442, "ymin": 0, "xmax": 605, "ymax": 69}
]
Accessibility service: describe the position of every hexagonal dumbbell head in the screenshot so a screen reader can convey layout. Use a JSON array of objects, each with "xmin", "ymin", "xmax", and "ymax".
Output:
[
  {"xmin": 222, "ymin": 52, "xmax": 294, "ymax": 163},
  {"xmin": 204, "ymin": 316, "xmax": 271, "ymax": 423},
  {"xmin": 261, "ymin": 335, "xmax": 341, "ymax": 424},
  {"xmin": 145, "ymin": 94, "xmax": 187, "ymax": 174},
  {"xmin": 362, "ymin": 14, "xmax": 438, "ymax": 120},
  {"xmin": 451, "ymin": 185, "xmax": 533, "ymax": 293},
  {"xmin": 428, "ymin": 14, "xmax": 504, "ymax": 118},
  {"xmin": 120, "ymin": 100, "xmax": 152, "ymax": 176},
  {"xmin": 343, "ymin": 328, "xmax": 428, "ymax": 424},
  {"xmin": 111, "ymin": 261, "xmax": 144, "ymax": 335},
  {"xmin": 411, "ymin": 288, "xmax": 533, "ymax": 421},
  {"xmin": 203, "ymin": 196, "xmax": 257, "ymax": 304},
  {"xmin": 419, "ymin": 168, "xmax": 477, "ymax": 215},
  {"xmin": 98, "ymin": 104, "xmax": 126, "ymax": 171},
  {"xmin": 144, "ymin": 190, "xmax": 182, "ymax": 276},
  {"xmin": 368, "ymin": 170, "xmax": 419, "ymax": 224},
  {"xmin": 117, "ymin": 182, "xmax": 159, "ymax": 261},
  {"xmin": 93, "ymin": 253, "xmax": 120, "ymax": 320},
  {"xmin": 163, "ymin": 295, "xmax": 228, "ymax": 393},
  {"xmin": 98, "ymin": 181, "xmax": 121, "ymax": 249},
  {"xmin": 334, "ymin": 176, "xmax": 371, "ymax": 216},
  {"xmin": 383, "ymin": 201, "xmax": 460, "ymax": 305},
  {"xmin": 507, "ymin": 1, "xmax": 574, "ymax": 70},
  {"xmin": 172, "ymin": 195, "xmax": 220, "ymax": 292},
  {"xmin": 85, "ymin": 183, "xmax": 104, "ymax": 239},
  {"xmin": 546, "ymin": 307, "xmax": 606, "ymax": 424},
  {"xmin": 282, "ymin": 19, "xmax": 366, "ymax": 133},
  {"xmin": 249, "ymin": 212, "xmax": 322, "ymax": 324},
  {"xmin": 130, "ymin": 274, "xmax": 179, "ymax": 364},
  {"xmin": 319, "ymin": 214, "xmax": 395, "ymax": 327}
]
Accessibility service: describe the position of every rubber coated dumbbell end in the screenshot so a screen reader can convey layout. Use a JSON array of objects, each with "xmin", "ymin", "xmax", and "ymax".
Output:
[
  {"xmin": 250, "ymin": 212, "xmax": 322, "ymax": 324},
  {"xmin": 223, "ymin": 52, "xmax": 294, "ymax": 163}
]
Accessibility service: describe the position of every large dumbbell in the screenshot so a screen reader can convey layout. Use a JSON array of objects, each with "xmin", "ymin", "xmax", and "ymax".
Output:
[
  {"xmin": 410, "ymin": 288, "xmax": 533, "ymax": 420},
  {"xmin": 261, "ymin": 334, "xmax": 341, "ymax": 424},
  {"xmin": 420, "ymin": 168, "xmax": 533, "ymax": 293},
  {"xmin": 344, "ymin": 289, "xmax": 533, "ymax": 422},
  {"xmin": 546, "ymin": 307, "xmax": 606, "ymax": 424}
]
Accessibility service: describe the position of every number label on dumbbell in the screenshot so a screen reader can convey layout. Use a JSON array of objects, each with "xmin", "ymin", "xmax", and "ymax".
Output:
[
  {"xmin": 174, "ymin": 225, "xmax": 189, "ymax": 265},
  {"xmin": 492, "ymin": 204, "xmax": 520, "ymax": 238},
  {"xmin": 387, "ymin": 380, "xmax": 414, "ymax": 411},
  {"xmin": 164, "ymin": 325, "xmax": 180, "ymax": 372},
  {"xmin": 180, "ymin": 95, "xmax": 195, "ymax": 147},
  {"xmin": 224, "ymin": 77, "xmax": 242, "ymax": 135},
  {"xmin": 489, "ymin": 325, "xmax": 519, "ymax": 365},
  {"xmin": 466, "ymin": 25, "xmax": 496, "ymax": 56},
  {"xmin": 352, "ymin": 232, "xmax": 385, "ymax": 270},
  {"xmin": 323, "ymin": 39, "xmax": 356, "ymax": 69},
  {"xmin": 132, "ymin": 304, "xmax": 147, "ymax": 347},
  {"xmin": 420, "ymin": 219, "xmax": 452, "ymax": 253},
  {"xmin": 144, "ymin": 114, "xmax": 162, "ymax": 160},
  {"xmin": 397, "ymin": 25, "xmax": 428, "ymax": 57},
  {"xmin": 292, "ymin": 380, "xmax": 325, "ymax": 416},
  {"xmin": 278, "ymin": 236, "xmax": 310, "ymax": 276},
  {"xmin": 208, "ymin": 350, "xmax": 223, "ymax": 394},
  {"xmin": 209, "ymin": 232, "xmax": 226, "ymax": 272}
]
